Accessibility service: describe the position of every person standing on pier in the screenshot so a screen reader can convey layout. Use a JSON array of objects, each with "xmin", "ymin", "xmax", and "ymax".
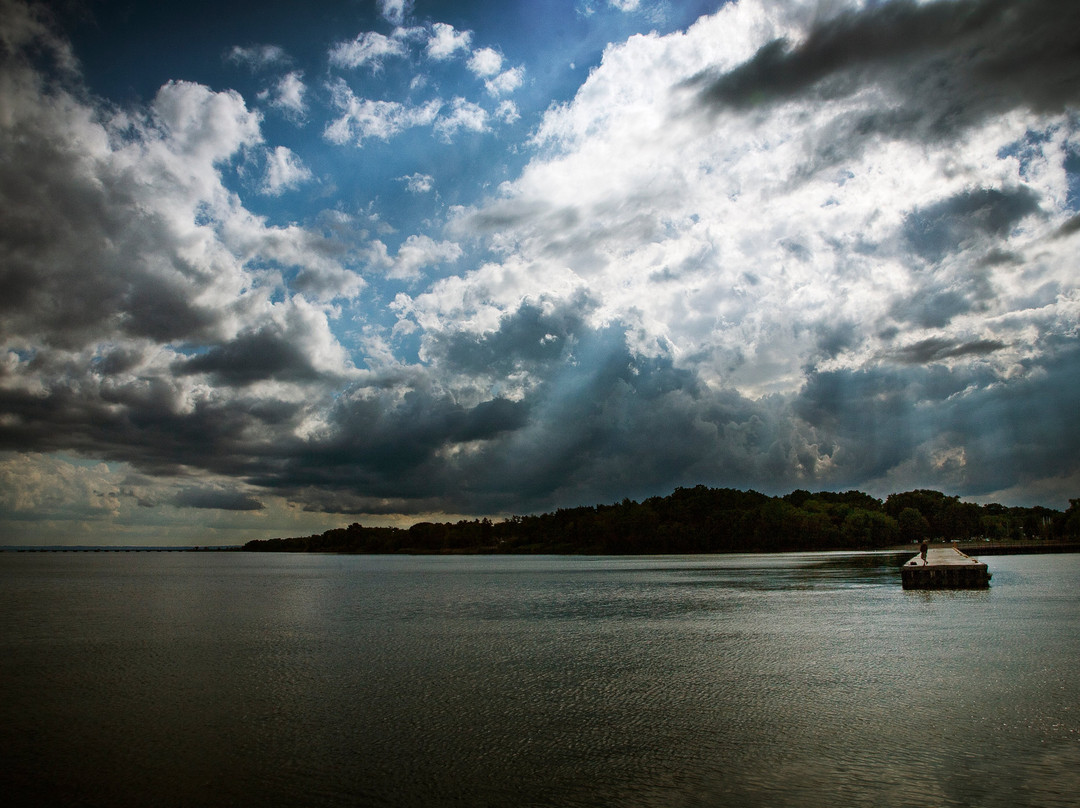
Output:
[{"xmin": 920, "ymin": 540, "xmax": 928, "ymax": 565}]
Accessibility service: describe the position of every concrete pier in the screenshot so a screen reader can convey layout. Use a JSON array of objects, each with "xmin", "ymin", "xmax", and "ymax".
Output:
[{"xmin": 901, "ymin": 546, "xmax": 991, "ymax": 589}]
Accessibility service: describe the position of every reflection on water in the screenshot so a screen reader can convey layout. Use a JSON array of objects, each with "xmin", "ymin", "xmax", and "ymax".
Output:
[{"xmin": 1, "ymin": 551, "xmax": 1077, "ymax": 807}]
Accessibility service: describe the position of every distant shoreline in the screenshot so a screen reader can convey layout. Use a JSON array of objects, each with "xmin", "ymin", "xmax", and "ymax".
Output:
[
  {"xmin": 0, "ymin": 545, "xmax": 242, "ymax": 553},
  {"xmin": 6, "ymin": 540, "xmax": 1080, "ymax": 556}
]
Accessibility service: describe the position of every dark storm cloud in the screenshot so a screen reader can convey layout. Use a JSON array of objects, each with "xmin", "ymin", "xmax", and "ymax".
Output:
[
  {"xmin": 1053, "ymin": 214, "xmax": 1080, "ymax": 239},
  {"xmin": 172, "ymin": 488, "xmax": 265, "ymax": 511},
  {"xmin": 888, "ymin": 256, "xmax": 1000, "ymax": 327},
  {"xmin": 810, "ymin": 320, "xmax": 858, "ymax": 362},
  {"xmin": 948, "ymin": 343, "xmax": 1080, "ymax": 492},
  {"xmin": 431, "ymin": 294, "xmax": 594, "ymax": 375},
  {"xmin": 883, "ymin": 186, "xmax": 1039, "ymax": 327},
  {"xmin": 394, "ymin": 302, "xmax": 767, "ymax": 508},
  {"xmin": 112, "ymin": 307, "xmax": 752, "ymax": 514},
  {"xmin": 8, "ymin": 304, "xmax": 1042, "ymax": 518},
  {"xmin": 3, "ymin": 290, "xmax": 1072, "ymax": 518},
  {"xmin": 890, "ymin": 289, "xmax": 974, "ymax": 329},
  {"xmin": 248, "ymin": 318, "xmax": 831, "ymax": 515},
  {"xmin": 237, "ymin": 388, "xmax": 532, "ymax": 511},
  {"xmin": 795, "ymin": 339, "xmax": 1080, "ymax": 493},
  {"xmin": 976, "ymin": 248, "xmax": 1023, "ymax": 268},
  {"xmin": 0, "ymin": 131, "xmax": 152, "ymax": 348},
  {"xmin": 0, "ymin": 368, "xmax": 305, "ymax": 479},
  {"xmin": 173, "ymin": 327, "xmax": 326, "ymax": 386},
  {"xmin": 480, "ymin": 326, "xmax": 714, "ymax": 505},
  {"xmin": 693, "ymin": 0, "xmax": 1080, "ymax": 140},
  {"xmin": 91, "ymin": 346, "xmax": 152, "ymax": 376},
  {"xmin": 892, "ymin": 337, "xmax": 1006, "ymax": 365},
  {"xmin": 4, "ymin": 0, "xmax": 1078, "ymax": 532},
  {"xmin": 0, "ymin": 87, "xmax": 229, "ymax": 351},
  {"xmin": 902, "ymin": 188, "xmax": 1043, "ymax": 263},
  {"xmin": 458, "ymin": 397, "xmax": 530, "ymax": 441}
]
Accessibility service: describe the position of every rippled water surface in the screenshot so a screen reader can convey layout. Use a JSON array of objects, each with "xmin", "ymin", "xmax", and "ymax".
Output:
[{"xmin": 2, "ymin": 551, "xmax": 1078, "ymax": 807}]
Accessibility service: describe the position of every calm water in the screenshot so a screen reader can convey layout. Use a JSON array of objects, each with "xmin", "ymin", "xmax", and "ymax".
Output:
[{"xmin": 1, "ymin": 551, "xmax": 1078, "ymax": 807}]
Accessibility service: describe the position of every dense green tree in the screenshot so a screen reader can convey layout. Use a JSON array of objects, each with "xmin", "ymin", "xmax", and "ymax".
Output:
[
  {"xmin": 1062, "ymin": 499, "xmax": 1080, "ymax": 537},
  {"xmin": 841, "ymin": 509, "xmax": 900, "ymax": 548},
  {"xmin": 897, "ymin": 507, "xmax": 931, "ymax": 543},
  {"xmin": 243, "ymin": 486, "xmax": 1069, "ymax": 555}
]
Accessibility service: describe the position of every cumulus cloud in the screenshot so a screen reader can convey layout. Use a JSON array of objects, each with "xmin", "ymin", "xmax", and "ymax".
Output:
[
  {"xmin": 399, "ymin": 172, "xmax": 434, "ymax": 193},
  {"xmin": 0, "ymin": 453, "xmax": 124, "ymax": 520},
  {"xmin": 324, "ymin": 81, "xmax": 494, "ymax": 145},
  {"xmin": 262, "ymin": 145, "xmax": 313, "ymax": 194},
  {"xmin": 324, "ymin": 80, "xmax": 442, "ymax": 144},
  {"xmin": 495, "ymin": 100, "xmax": 520, "ymax": 124},
  {"xmin": 0, "ymin": 3, "xmax": 362, "ymax": 502},
  {"xmin": 0, "ymin": 76, "xmax": 268, "ymax": 351},
  {"xmin": 484, "ymin": 66, "xmax": 524, "ymax": 97},
  {"xmin": 426, "ymin": 22, "xmax": 472, "ymax": 61},
  {"xmin": 264, "ymin": 70, "xmax": 307, "ymax": 119},
  {"xmin": 379, "ymin": 0, "xmax": 413, "ymax": 26},
  {"xmin": 434, "ymin": 97, "xmax": 487, "ymax": 139},
  {"xmin": 2, "ymin": 0, "xmax": 1079, "ymax": 535},
  {"xmin": 468, "ymin": 47, "xmax": 503, "ymax": 77},
  {"xmin": 329, "ymin": 31, "xmax": 408, "ymax": 70},
  {"xmin": 403, "ymin": 0, "xmax": 1080, "ymax": 504},
  {"xmin": 692, "ymin": 0, "xmax": 1080, "ymax": 129},
  {"xmin": 445, "ymin": 0, "xmax": 1077, "ymax": 389},
  {"xmin": 388, "ymin": 235, "xmax": 463, "ymax": 280}
]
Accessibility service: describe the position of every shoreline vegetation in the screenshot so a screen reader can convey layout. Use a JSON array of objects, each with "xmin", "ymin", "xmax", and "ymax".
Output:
[{"xmin": 242, "ymin": 487, "xmax": 1080, "ymax": 556}]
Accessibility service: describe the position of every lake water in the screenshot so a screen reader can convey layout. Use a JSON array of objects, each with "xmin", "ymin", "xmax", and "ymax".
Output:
[{"xmin": 1, "ymin": 551, "xmax": 1078, "ymax": 807}]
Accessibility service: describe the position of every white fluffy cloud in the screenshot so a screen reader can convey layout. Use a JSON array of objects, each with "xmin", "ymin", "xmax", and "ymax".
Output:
[
  {"xmin": 3, "ymin": 0, "xmax": 1079, "ymax": 535},
  {"xmin": 0, "ymin": 14, "xmax": 368, "ymax": 509},
  {"xmin": 329, "ymin": 30, "xmax": 408, "ymax": 69},
  {"xmin": 484, "ymin": 66, "xmax": 524, "ymax": 97},
  {"xmin": 0, "ymin": 454, "xmax": 124, "ymax": 520},
  {"xmin": 389, "ymin": 234, "xmax": 463, "ymax": 280},
  {"xmin": 495, "ymin": 100, "xmax": 520, "ymax": 124},
  {"xmin": 262, "ymin": 145, "xmax": 313, "ymax": 195},
  {"xmin": 399, "ymin": 172, "xmax": 435, "ymax": 193},
  {"xmin": 468, "ymin": 47, "xmax": 503, "ymax": 77},
  {"xmin": 426, "ymin": 22, "xmax": 472, "ymax": 61},
  {"xmin": 579, "ymin": 0, "xmax": 644, "ymax": 16},
  {"xmin": 434, "ymin": 97, "xmax": 487, "ymax": 139},
  {"xmin": 379, "ymin": 0, "xmax": 413, "ymax": 25},
  {"xmin": 324, "ymin": 80, "xmax": 496, "ymax": 145},
  {"xmin": 325, "ymin": 80, "xmax": 442, "ymax": 144},
  {"xmin": 426, "ymin": 0, "xmax": 1078, "ymax": 401},
  {"xmin": 320, "ymin": 21, "xmax": 522, "ymax": 150},
  {"xmin": 267, "ymin": 71, "xmax": 307, "ymax": 118}
]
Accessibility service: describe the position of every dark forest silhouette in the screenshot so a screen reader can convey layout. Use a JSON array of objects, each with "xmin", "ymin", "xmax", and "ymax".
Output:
[{"xmin": 244, "ymin": 487, "xmax": 1080, "ymax": 554}]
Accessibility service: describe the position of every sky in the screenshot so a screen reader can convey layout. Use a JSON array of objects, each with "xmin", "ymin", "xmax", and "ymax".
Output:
[{"xmin": 1, "ymin": 0, "xmax": 1079, "ymax": 546}]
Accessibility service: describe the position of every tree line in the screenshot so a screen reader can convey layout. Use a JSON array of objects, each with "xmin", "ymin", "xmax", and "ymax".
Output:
[{"xmin": 242, "ymin": 487, "xmax": 1080, "ymax": 555}]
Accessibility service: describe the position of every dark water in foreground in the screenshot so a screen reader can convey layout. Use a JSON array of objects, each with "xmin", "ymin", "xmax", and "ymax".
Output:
[{"xmin": 1, "ymin": 551, "xmax": 1078, "ymax": 807}]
